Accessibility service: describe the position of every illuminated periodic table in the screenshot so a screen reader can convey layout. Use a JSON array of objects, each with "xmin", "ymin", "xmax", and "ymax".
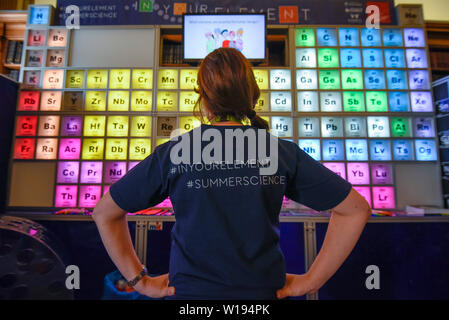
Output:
[{"xmin": 7, "ymin": 5, "xmax": 439, "ymax": 212}]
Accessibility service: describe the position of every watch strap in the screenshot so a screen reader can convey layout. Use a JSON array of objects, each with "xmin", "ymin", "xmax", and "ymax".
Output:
[{"xmin": 127, "ymin": 266, "xmax": 147, "ymax": 287}]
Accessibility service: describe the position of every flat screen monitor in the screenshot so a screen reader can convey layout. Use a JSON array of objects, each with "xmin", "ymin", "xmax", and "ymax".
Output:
[{"xmin": 183, "ymin": 13, "xmax": 266, "ymax": 61}]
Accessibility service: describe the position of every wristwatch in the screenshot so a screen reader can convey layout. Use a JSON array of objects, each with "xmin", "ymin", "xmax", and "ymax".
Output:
[{"xmin": 127, "ymin": 266, "xmax": 148, "ymax": 287}]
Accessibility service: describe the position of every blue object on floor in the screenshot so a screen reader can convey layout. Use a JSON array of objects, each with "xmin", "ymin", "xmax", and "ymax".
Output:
[{"xmin": 103, "ymin": 270, "xmax": 151, "ymax": 300}]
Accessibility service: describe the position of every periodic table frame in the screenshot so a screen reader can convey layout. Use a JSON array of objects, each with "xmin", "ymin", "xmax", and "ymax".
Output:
[{"xmin": 6, "ymin": 13, "xmax": 441, "ymax": 211}]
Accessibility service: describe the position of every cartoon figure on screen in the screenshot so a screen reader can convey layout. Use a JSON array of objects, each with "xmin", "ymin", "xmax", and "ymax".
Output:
[
  {"xmin": 214, "ymin": 28, "xmax": 221, "ymax": 49},
  {"xmin": 221, "ymin": 29, "xmax": 230, "ymax": 48},
  {"xmin": 228, "ymin": 31, "xmax": 236, "ymax": 49},
  {"xmin": 236, "ymin": 28, "xmax": 244, "ymax": 51},
  {"xmin": 205, "ymin": 32, "xmax": 215, "ymax": 53}
]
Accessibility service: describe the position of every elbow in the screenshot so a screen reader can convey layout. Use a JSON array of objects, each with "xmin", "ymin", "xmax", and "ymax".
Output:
[
  {"xmin": 361, "ymin": 200, "xmax": 372, "ymax": 220},
  {"xmin": 91, "ymin": 206, "xmax": 100, "ymax": 222}
]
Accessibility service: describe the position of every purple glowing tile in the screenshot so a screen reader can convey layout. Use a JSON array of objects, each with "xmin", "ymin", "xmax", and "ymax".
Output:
[
  {"xmin": 104, "ymin": 162, "xmax": 127, "ymax": 184},
  {"xmin": 57, "ymin": 161, "xmax": 79, "ymax": 183},
  {"xmin": 80, "ymin": 161, "xmax": 103, "ymax": 184}
]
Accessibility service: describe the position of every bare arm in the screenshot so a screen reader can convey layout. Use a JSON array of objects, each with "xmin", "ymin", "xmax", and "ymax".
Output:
[
  {"xmin": 277, "ymin": 188, "xmax": 371, "ymax": 298},
  {"xmin": 92, "ymin": 192, "xmax": 174, "ymax": 297}
]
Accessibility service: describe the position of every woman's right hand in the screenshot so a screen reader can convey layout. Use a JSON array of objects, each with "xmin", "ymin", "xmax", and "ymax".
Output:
[
  {"xmin": 276, "ymin": 273, "xmax": 318, "ymax": 299},
  {"xmin": 134, "ymin": 273, "xmax": 176, "ymax": 298}
]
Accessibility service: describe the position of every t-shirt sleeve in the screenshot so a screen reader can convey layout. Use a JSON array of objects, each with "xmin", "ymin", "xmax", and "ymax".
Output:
[
  {"xmin": 109, "ymin": 150, "xmax": 168, "ymax": 213},
  {"xmin": 285, "ymin": 145, "xmax": 352, "ymax": 211}
]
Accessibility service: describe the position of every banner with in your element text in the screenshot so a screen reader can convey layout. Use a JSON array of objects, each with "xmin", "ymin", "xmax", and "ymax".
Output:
[{"xmin": 55, "ymin": 0, "xmax": 397, "ymax": 26}]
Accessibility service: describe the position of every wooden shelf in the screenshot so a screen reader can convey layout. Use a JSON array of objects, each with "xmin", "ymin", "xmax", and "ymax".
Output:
[
  {"xmin": 3, "ymin": 63, "xmax": 20, "ymax": 70},
  {"xmin": 0, "ymin": 11, "xmax": 26, "ymax": 76}
]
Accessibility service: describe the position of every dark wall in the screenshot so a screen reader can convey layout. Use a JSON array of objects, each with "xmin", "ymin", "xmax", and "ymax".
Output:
[
  {"xmin": 316, "ymin": 222, "xmax": 449, "ymax": 299},
  {"xmin": 0, "ymin": 75, "xmax": 18, "ymax": 212}
]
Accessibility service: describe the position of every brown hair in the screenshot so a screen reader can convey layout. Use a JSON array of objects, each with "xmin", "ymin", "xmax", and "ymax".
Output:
[{"xmin": 194, "ymin": 48, "xmax": 269, "ymax": 130}]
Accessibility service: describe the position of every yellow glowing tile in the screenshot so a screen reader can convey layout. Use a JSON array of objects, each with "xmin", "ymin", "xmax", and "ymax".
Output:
[
  {"xmin": 40, "ymin": 91, "xmax": 62, "ymax": 111},
  {"xmin": 179, "ymin": 91, "xmax": 199, "ymax": 112},
  {"xmin": 105, "ymin": 139, "xmax": 128, "ymax": 160},
  {"xmin": 131, "ymin": 116, "xmax": 152, "ymax": 137},
  {"xmin": 85, "ymin": 91, "xmax": 106, "ymax": 111},
  {"xmin": 82, "ymin": 139, "xmax": 105, "ymax": 160},
  {"xmin": 261, "ymin": 116, "xmax": 270, "ymax": 127},
  {"xmin": 254, "ymin": 69, "xmax": 269, "ymax": 90},
  {"xmin": 132, "ymin": 69, "xmax": 153, "ymax": 89},
  {"xmin": 158, "ymin": 69, "xmax": 178, "ymax": 89},
  {"xmin": 66, "ymin": 70, "xmax": 85, "ymax": 89},
  {"xmin": 179, "ymin": 116, "xmax": 201, "ymax": 133},
  {"xmin": 87, "ymin": 70, "xmax": 108, "ymax": 89},
  {"xmin": 129, "ymin": 139, "xmax": 151, "ymax": 160},
  {"xmin": 242, "ymin": 118, "xmax": 251, "ymax": 126},
  {"xmin": 156, "ymin": 138, "xmax": 169, "ymax": 147},
  {"xmin": 157, "ymin": 91, "xmax": 178, "ymax": 111},
  {"xmin": 35, "ymin": 138, "xmax": 58, "ymax": 160},
  {"xmin": 130, "ymin": 91, "xmax": 152, "ymax": 111},
  {"xmin": 83, "ymin": 115, "xmax": 106, "ymax": 136},
  {"xmin": 110, "ymin": 69, "xmax": 131, "ymax": 89},
  {"xmin": 108, "ymin": 91, "xmax": 129, "ymax": 111},
  {"xmin": 107, "ymin": 116, "xmax": 129, "ymax": 137},
  {"xmin": 180, "ymin": 69, "xmax": 198, "ymax": 90},
  {"xmin": 43, "ymin": 69, "xmax": 64, "ymax": 89},
  {"xmin": 255, "ymin": 92, "xmax": 269, "ymax": 112}
]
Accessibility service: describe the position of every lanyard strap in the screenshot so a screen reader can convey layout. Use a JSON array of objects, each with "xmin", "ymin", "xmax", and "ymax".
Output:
[{"xmin": 210, "ymin": 114, "xmax": 244, "ymax": 125}]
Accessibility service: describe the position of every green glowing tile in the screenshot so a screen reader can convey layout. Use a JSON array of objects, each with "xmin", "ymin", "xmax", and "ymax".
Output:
[
  {"xmin": 295, "ymin": 28, "xmax": 315, "ymax": 47},
  {"xmin": 319, "ymin": 70, "xmax": 340, "ymax": 90},
  {"xmin": 343, "ymin": 91, "xmax": 365, "ymax": 112}
]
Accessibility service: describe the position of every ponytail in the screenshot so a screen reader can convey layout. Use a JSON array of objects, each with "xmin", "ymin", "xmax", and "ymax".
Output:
[{"xmin": 247, "ymin": 110, "xmax": 269, "ymax": 130}]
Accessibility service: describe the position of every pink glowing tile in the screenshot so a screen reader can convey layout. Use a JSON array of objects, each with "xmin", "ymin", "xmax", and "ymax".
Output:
[
  {"xmin": 58, "ymin": 138, "xmax": 81, "ymax": 160},
  {"xmin": 28, "ymin": 29, "xmax": 46, "ymax": 46},
  {"xmin": 55, "ymin": 185, "xmax": 78, "ymax": 207},
  {"xmin": 103, "ymin": 185, "xmax": 111, "ymax": 195},
  {"xmin": 371, "ymin": 163, "xmax": 393, "ymax": 185},
  {"xmin": 80, "ymin": 162, "xmax": 103, "ymax": 184},
  {"xmin": 128, "ymin": 161, "xmax": 140, "ymax": 171},
  {"xmin": 104, "ymin": 162, "xmax": 127, "ymax": 183},
  {"xmin": 372, "ymin": 187, "xmax": 395, "ymax": 209},
  {"xmin": 282, "ymin": 196, "xmax": 298, "ymax": 209},
  {"xmin": 347, "ymin": 162, "xmax": 370, "ymax": 185},
  {"xmin": 78, "ymin": 185, "xmax": 102, "ymax": 208},
  {"xmin": 323, "ymin": 162, "xmax": 346, "ymax": 180},
  {"xmin": 155, "ymin": 197, "xmax": 173, "ymax": 208},
  {"xmin": 353, "ymin": 186, "xmax": 372, "ymax": 207},
  {"xmin": 57, "ymin": 162, "xmax": 79, "ymax": 184}
]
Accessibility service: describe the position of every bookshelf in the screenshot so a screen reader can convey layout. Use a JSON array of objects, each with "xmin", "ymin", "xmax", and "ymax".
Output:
[
  {"xmin": 0, "ymin": 11, "xmax": 27, "ymax": 81},
  {"xmin": 426, "ymin": 22, "xmax": 449, "ymax": 81}
]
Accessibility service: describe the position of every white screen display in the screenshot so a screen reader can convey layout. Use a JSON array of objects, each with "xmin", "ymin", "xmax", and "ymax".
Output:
[{"xmin": 183, "ymin": 14, "xmax": 266, "ymax": 60}]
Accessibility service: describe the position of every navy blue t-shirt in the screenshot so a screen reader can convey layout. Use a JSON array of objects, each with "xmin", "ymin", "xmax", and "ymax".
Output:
[{"xmin": 109, "ymin": 124, "xmax": 352, "ymax": 299}]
